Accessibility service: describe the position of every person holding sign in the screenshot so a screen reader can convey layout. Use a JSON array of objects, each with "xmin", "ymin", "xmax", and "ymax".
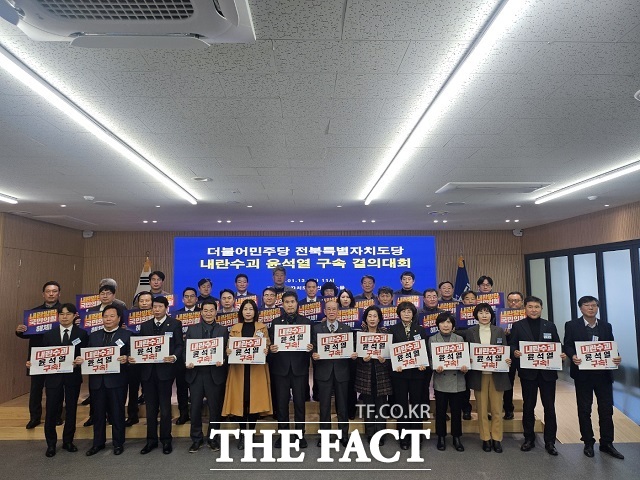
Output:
[
  {"xmin": 25, "ymin": 303, "xmax": 87, "ymax": 457},
  {"xmin": 563, "ymin": 296, "xmax": 623, "ymax": 460},
  {"xmin": 428, "ymin": 312, "xmax": 468, "ymax": 452},
  {"xmin": 510, "ymin": 296, "xmax": 566, "ymax": 455},
  {"xmin": 502, "ymin": 291, "xmax": 524, "ymax": 421},
  {"xmin": 465, "ymin": 304, "xmax": 512, "ymax": 453},
  {"xmin": 129, "ymin": 296, "xmax": 184, "ymax": 455},
  {"xmin": 223, "ymin": 299, "xmax": 272, "ymax": 450},
  {"xmin": 185, "ymin": 299, "xmax": 229, "ymax": 453},
  {"xmin": 390, "ymin": 301, "xmax": 428, "ymax": 450},
  {"xmin": 77, "ymin": 305, "xmax": 131, "ymax": 456},
  {"xmin": 269, "ymin": 291, "xmax": 313, "ymax": 449},
  {"xmin": 312, "ymin": 300, "xmax": 357, "ymax": 447},
  {"xmin": 355, "ymin": 305, "xmax": 392, "ymax": 443}
]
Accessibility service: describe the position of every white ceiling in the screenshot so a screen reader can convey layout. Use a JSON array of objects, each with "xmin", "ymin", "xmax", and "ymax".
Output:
[{"xmin": 0, "ymin": 0, "xmax": 639, "ymax": 232}]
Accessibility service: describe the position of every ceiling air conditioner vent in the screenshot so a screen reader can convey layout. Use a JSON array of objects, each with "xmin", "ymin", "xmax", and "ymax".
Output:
[{"xmin": 0, "ymin": 0, "xmax": 254, "ymax": 47}]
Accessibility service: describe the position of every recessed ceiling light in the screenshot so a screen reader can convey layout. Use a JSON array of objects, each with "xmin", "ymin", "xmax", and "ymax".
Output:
[
  {"xmin": 515, "ymin": 205, "xmax": 521, "ymax": 208},
  {"xmin": 514, "ymin": 219, "xmax": 520, "ymax": 223},
  {"xmin": 442, "ymin": 220, "xmax": 448, "ymax": 223},
  {"xmin": 299, "ymin": 220, "xmax": 304, "ymax": 223},
  {"xmin": 143, "ymin": 220, "xmax": 148, "ymax": 224},
  {"xmin": 362, "ymin": 220, "xmax": 367, "ymax": 223},
  {"xmin": 152, "ymin": 220, "xmax": 157, "ymax": 223},
  {"xmin": 247, "ymin": 205, "xmax": 253, "ymax": 208},
  {"xmin": 217, "ymin": 220, "xmax": 222, "ymax": 223},
  {"xmin": 371, "ymin": 220, "xmax": 376, "ymax": 223},
  {"xmin": 155, "ymin": 205, "xmax": 160, "ymax": 208},
  {"xmin": 426, "ymin": 205, "xmax": 431, "ymax": 208},
  {"xmin": 505, "ymin": 219, "xmax": 511, "ymax": 222},
  {"xmin": 226, "ymin": 220, "xmax": 231, "ymax": 223},
  {"xmin": 433, "ymin": 220, "xmax": 439, "ymax": 223},
  {"xmin": 192, "ymin": 177, "xmax": 212, "ymax": 182},
  {"xmin": 93, "ymin": 200, "xmax": 116, "ymax": 206},
  {"xmin": 60, "ymin": 204, "xmax": 66, "ymax": 207},
  {"xmin": 290, "ymin": 220, "xmax": 295, "ymax": 223},
  {"xmin": 604, "ymin": 204, "xmax": 610, "ymax": 207},
  {"xmin": 337, "ymin": 205, "xmax": 342, "ymax": 208}
]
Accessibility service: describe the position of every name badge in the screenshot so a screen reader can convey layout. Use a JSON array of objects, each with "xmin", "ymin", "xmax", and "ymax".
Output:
[
  {"xmin": 543, "ymin": 332, "xmax": 552, "ymax": 340},
  {"xmin": 165, "ymin": 332, "xmax": 173, "ymax": 338},
  {"xmin": 256, "ymin": 331, "xmax": 264, "ymax": 338},
  {"xmin": 592, "ymin": 335, "xmax": 599, "ymax": 342},
  {"xmin": 72, "ymin": 338, "xmax": 81, "ymax": 346},
  {"xmin": 497, "ymin": 338, "xmax": 503, "ymax": 344},
  {"xmin": 116, "ymin": 339, "xmax": 125, "ymax": 347},
  {"xmin": 413, "ymin": 334, "xmax": 421, "ymax": 340}
]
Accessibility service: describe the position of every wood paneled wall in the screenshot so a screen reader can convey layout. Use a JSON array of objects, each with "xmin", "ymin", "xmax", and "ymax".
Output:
[
  {"xmin": 83, "ymin": 229, "xmax": 525, "ymax": 304},
  {"xmin": 0, "ymin": 214, "xmax": 84, "ymax": 403},
  {"xmin": 522, "ymin": 201, "xmax": 640, "ymax": 254}
]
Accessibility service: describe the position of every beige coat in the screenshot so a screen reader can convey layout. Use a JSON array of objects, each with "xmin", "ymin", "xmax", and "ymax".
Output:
[{"xmin": 222, "ymin": 321, "xmax": 273, "ymax": 417}]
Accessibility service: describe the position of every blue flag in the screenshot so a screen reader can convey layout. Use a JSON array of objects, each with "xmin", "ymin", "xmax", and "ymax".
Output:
[{"xmin": 453, "ymin": 255, "xmax": 471, "ymax": 301}]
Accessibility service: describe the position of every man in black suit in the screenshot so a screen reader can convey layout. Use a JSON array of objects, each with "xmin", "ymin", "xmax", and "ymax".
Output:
[
  {"xmin": 269, "ymin": 291, "xmax": 313, "ymax": 448},
  {"xmin": 81, "ymin": 305, "xmax": 131, "ymax": 456},
  {"xmin": 27, "ymin": 303, "xmax": 88, "ymax": 457},
  {"xmin": 312, "ymin": 300, "xmax": 356, "ymax": 447},
  {"xmin": 172, "ymin": 287, "xmax": 202, "ymax": 425},
  {"xmin": 564, "ymin": 295, "xmax": 624, "ymax": 459},
  {"xmin": 184, "ymin": 299, "xmax": 228, "ymax": 452},
  {"xmin": 16, "ymin": 281, "xmax": 62, "ymax": 429},
  {"xmin": 502, "ymin": 291, "xmax": 524, "ymax": 420},
  {"xmin": 129, "ymin": 296, "xmax": 184, "ymax": 454},
  {"xmin": 510, "ymin": 295, "xmax": 566, "ymax": 455}
]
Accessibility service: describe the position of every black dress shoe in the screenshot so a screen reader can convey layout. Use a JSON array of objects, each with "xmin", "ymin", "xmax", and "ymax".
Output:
[
  {"xmin": 62, "ymin": 442, "xmax": 78, "ymax": 452},
  {"xmin": 162, "ymin": 442, "xmax": 173, "ymax": 454},
  {"xmin": 45, "ymin": 446, "xmax": 56, "ymax": 457},
  {"xmin": 189, "ymin": 440, "xmax": 203, "ymax": 453},
  {"xmin": 482, "ymin": 440, "xmax": 492, "ymax": 452},
  {"xmin": 600, "ymin": 442, "xmax": 624, "ymax": 459},
  {"xmin": 56, "ymin": 418, "xmax": 64, "ymax": 426},
  {"xmin": 137, "ymin": 394, "xmax": 145, "ymax": 405},
  {"xmin": 140, "ymin": 442, "xmax": 158, "ymax": 454},
  {"xmin": 238, "ymin": 435, "xmax": 245, "ymax": 450},
  {"xmin": 545, "ymin": 442, "xmax": 558, "ymax": 456},
  {"xmin": 503, "ymin": 411, "xmax": 514, "ymax": 420},
  {"xmin": 492, "ymin": 440, "xmax": 502, "ymax": 453},
  {"xmin": 437, "ymin": 436, "xmax": 446, "ymax": 451},
  {"xmin": 86, "ymin": 445, "xmax": 105, "ymax": 456},
  {"xmin": 83, "ymin": 417, "xmax": 93, "ymax": 427},
  {"xmin": 584, "ymin": 443, "xmax": 595, "ymax": 457},
  {"xmin": 208, "ymin": 439, "xmax": 220, "ymax": 452},
  {"xmin": 124, "ymin": 417, "xmax": 139, "ymax": 427},
  {"xmin": 462, "ymin": 412, "xmax": 472, "ymax": 420},
  {"xmin": 80, "ymin": 396, "xmax": 91, "ymax": 406},
  {"xmin": 521, "ymin": 440, "xmax": 535, "ymax": 451},
  {"xmin": 26, "ymin": 419, "xmax": 41, "ymax": 429},
  {"xmin": 175, "ymin": 413, "xmax": 190, "ymax": 425},
  {"xmin": 299, "ymin": 437, "xmax": 308, "ymax": 448},
  {"xmin": 113, "ymin": 446, "xmax": 124, "ymax": 455},
  {"xmin": 453, "ymin": 437, "xmax": 464, "ymax": 452}
]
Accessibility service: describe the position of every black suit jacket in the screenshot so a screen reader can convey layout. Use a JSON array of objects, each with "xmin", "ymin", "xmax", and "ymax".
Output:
[
  {"xmin": 184, "ymin": 321, "xmax": 229, "ymax": 385},
  {"xmin": 563, "ymin": 316, "xmax": 615, "ymax": 383},
  {"xmin": 41, "ymin": 325, "xmax": 88, "ymax": 388},
  {"xmin": 389, "ymin": 321, "xmax": 429, "ymax": 379},
  {"xmin": 509, "ymin": 316, "xmax": 561, "ymax": 381},
  {"xmin": 268, "ymin": 313, "xmax": 311, "ymax": 377},
  {"xmin": 138, "ymin": 316, "xmax": 184, "ymax": 382},
  {"xmin": 87, "ymin": 328, "xmax": 132, "ymax": 389},
  {"xmin": 312, "ymin": 322, "xmax": 353, "ymax": 382}
]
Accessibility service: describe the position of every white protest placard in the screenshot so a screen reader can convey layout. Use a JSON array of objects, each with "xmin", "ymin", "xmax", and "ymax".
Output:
[
  {"xmin": 186, "ymin": 338, "xmax": 224, "ymax": 366},
  {"xmin": 356, "ymin": 332, "xmax": 391, "ymax": 359},
  {"xmin": 81, "ymin": 346, "xmax": 121, "ymax": 375},
  {"xmin": 274, "ymin": 324, "xmax": 310, "ymax": 352},
  {"xmin": 390, "ymin": 339, "xmax": 429, "ymax": 371},
  {"xmin": 469, "ymin": 343, "xmax": 510, "ymax": 372},
  {"xmin": 519, "ymin": 341, "xmax": 562, "ymax": 370},
  {"xmin": 575, "ymin": 341, "xmax": 619, "ymax": 370},
  {"xmin": 30, "ymin": 346, "xmax": 74, "ymax": 375},
  {"xmin": 228, "ymin": 337, "xmax": 266, "ymax": 364},
  {"xmin": 130, "ymin": 335, "xmax": 169, "ymax": 363},
  {"xmin": 316, "ymin": 332, "xmax": 354, "ymax": 360},
  {"xmin": 430, "ymin": 342, "xmax": 470, "ymax": 370}
]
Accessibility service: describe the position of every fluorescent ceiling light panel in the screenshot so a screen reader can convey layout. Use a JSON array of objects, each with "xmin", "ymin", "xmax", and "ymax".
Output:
[
  {"xmin": 0, "ymin": 192, "xmax": 19, "ymax": 204},
  {"xmin": 534, "ymin": 160, "xmax": 640, "ymax": 204},
  {"xmin": 0, "ymin": 45, "xmax": 198, "ymax": 205},
  {"xmin": 362, "ymin": 0, "xmax": 531, "ymax": 205}
]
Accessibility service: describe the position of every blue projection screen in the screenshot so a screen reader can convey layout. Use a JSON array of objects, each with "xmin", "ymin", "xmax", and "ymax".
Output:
[{"xmin": 173, "ymin": 236, "xmax": 436, "ymax": 308}]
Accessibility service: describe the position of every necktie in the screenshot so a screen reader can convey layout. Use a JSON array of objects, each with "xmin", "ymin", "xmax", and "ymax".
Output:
[
  {"xmin": 62, "ymin": 329, "xmax": 69, "ymax": 345},
  {"xmin": 104, "ymin": 331, "xmax": 114, "ymax": 346},
  {"xmin": 329, "ymin": 323, "xmax": 335, "ymax": 333},
  {"xmin": 405, "ymin": 325, "xmax": 411, "ymax": 341}
]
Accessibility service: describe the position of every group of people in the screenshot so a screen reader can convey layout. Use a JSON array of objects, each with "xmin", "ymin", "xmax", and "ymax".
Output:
[{"xmin": 16, "ymin": 267, "xmax": 624, "ymax": 461}]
